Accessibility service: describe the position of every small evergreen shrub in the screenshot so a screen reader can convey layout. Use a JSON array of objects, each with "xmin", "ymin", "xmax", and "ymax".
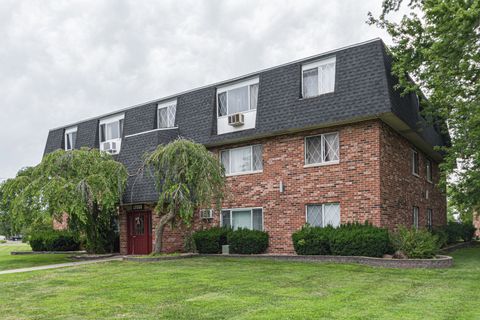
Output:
[
  {"xmin": 329, "ymin": 222, "xmax": 390, "ymax": 257},
  {"xmin": 29, "ymin": 230, "xmax": 80, "ymax": 251},
  {"xmin": 460, "ymin": 222, "xmax": 476, "ymax": 242},
  {"xmin": 228, "ymin": 228, "xmax": 269, "ymax": 254},
  {"xmin": 391, "ymin": 227, "xmax": 439, "ymax": 259},
  {"xmin": 193, "ymin": 227, "xmax": 230, "ymax": 254},
  {"xmin": 431, "ymin": 227, "xmax": 449, "ymax": 248},
  {"xmin": 444, "ymin": 221, "xmax": 464, "ymax": 244},
  {"xmin": 292, "ymin": 225, "xmax": 333, "ymax": 255}
]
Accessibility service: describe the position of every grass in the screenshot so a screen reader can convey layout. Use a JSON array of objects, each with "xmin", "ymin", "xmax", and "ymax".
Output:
[
  {"xmin": 0, "ymin": 243, "xmax": 73, "ymax": 271},
  {"xmin": 0, "ymin": 246, "xmax": 479, "ymax": 319}
]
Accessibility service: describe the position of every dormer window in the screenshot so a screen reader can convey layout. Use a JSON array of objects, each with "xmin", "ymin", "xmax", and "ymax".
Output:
[
  {"xmin": 64, "ymin": 127, "xmax": 77, "ymax": 151},
  {"xmin": 157, "ymin": 100, "xmax": 177, "ymax": 128},
  {"xmin": 217, "ymin": 78, "xmax": 259, "ymax": 117},
  {"xmin": 302, "ymin": 56, "xmax": 336, "ymax": 98},
  {"xmin": 99, "ymin": 114, "xmax": 124, "ymax": 154}
]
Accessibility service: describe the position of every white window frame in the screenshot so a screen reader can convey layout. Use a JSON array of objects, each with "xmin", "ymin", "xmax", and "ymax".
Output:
[
  {"xmin": 305, "ymin": 203, "xmax": 341, "ymax": 228},
  {"xmin": 221, "ymin": 144, "xmax": 263, "ymax": 176},
  {"xmin": 301, "ymin": 56, "xmax": 336, "ymax": 98},
  {"xmin": 304, "ymin": 132, "xmax": 340, "ymax": 167},
  {"xmin": 220, "ymin": 207, "xmax": 264, "ymax": 231},
  {"xmin": 412, "ymin": 149, "xmax": 420, "ymax": 177},
  {"xmin": 99, "ymin": 113, "xmax": 125, "ymax": 154},
  {"xmin": 426, "ymin": 158, "xmax": 433, "ymax": 183},
  {"xmin": 64, "ymin": 126, "xmax": 77, "ymax": 151},
  {"xmin": 216, "ymin": 77, "xmax": 259, "ymax": 118},
  {"xmin": 157, "ymin": 99, "xmax": 177, "ymax": 129},
  {"xmin": 413, "ymin": 206, "xmax": 419, "ymax": 229}
]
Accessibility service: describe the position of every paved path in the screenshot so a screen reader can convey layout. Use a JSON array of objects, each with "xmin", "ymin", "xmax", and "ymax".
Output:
[{"xmin": 0, "ymin": 257, "xmax": 122, "ymax": 275}]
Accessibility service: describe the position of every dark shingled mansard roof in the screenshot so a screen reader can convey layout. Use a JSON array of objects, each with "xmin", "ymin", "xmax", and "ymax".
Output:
[{"xmin": 43, "ymin": 38, "xmax": 449, "ymax": 204}]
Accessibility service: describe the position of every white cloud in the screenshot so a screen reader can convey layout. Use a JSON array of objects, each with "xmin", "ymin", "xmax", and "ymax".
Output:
[{"xmin": 0, "ymin": 0, "xmax": 399, "ymax": 178}]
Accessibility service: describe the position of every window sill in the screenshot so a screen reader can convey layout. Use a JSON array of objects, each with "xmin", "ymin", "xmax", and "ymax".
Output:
[
  {"xmin": 217, "ymin": 109, "xmax": 257, "ymax": 119},
  {"xmin": 304, "ymin": 161, "xmax": 339, "ymax": 168},
  {"xmin": 299, "ymin": 91, "xmax": 335, "ymax": 100},
  {"xmin": 412, "ymin": 173, "xmax": 420, "ymax": 178},
  {"xmin": 226, "ymin": 170, "xmax": 263, "ymax": 177},
  {"xmin": 427, "ymin": 179, "xmax": 433, "ymax": 184}
]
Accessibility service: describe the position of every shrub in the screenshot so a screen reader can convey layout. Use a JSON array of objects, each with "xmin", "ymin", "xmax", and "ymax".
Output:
[
  {"xmin": 391, "ymin": 227, "xmax": 439, "ymax": 259},
  {"xmin": 329, "ymin": 222, "xmax": 390, "ymax": 257},
  {"xmin": 0, "ymin": 239, "xmax": 6, "ymax": 244},
  {"xmin": 29, "ymin": 230, "xmax": 80, "ymax": 251},
  {"xmin": 431, "ymin": 227, "xmax": 449, "ymax": 248},
  {"xmin": 228, "ymin": 228, "xmax": 269, "ymax": 254},
  {"xmin": 193, "ymin": 227, "xmax": 230, "ymax": 254},
  {"xmin": 460, "ymin": 222, "xmax": 476, "ymax": 242},
  {"xmin": 292, "ymin": 225, "xmax": 333, "ymax": 255},
  {"xmin": 444, "ymin": 221, "xmax": 464, "ymax": 244}
]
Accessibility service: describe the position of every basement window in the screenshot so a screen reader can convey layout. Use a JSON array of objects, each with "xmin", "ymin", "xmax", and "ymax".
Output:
[
  {"xmin": 306, "ymin": 203, "xmax": 340, "ymax": 228},
  {"xmin": 220, "ymin": 208, "xmax": 263, "ymax": 231}
]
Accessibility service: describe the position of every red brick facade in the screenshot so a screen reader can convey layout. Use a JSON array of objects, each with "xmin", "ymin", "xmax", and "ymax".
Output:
[{"xmin": 119, "ymin": 119, "xmax": 447, "ymax": 255}]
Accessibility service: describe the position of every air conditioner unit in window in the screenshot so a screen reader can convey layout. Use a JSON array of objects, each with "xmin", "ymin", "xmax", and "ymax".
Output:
[
  {"xmin": 102, "ymin": 141, "xmax": 119, "ymax": 154},
  {"xmin": 200, "ymin": 209, "xmax": 214, "ymax": 219},
  {"xmin": 227, "ymin": 113, "xmax": 245, "ymax": 127}
]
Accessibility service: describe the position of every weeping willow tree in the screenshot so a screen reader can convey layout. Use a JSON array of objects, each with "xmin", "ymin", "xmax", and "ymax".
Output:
[
  {"xmin": 0, "ymin": 148, "xmax": 127, "ymax": 253},
  {"xmin": 145, "ymin": 138, "xmax": 225, "ymax": 253}
]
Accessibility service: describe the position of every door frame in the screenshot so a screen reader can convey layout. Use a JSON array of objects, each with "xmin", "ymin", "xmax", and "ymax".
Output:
[{"xmin": 127, "ymin": 210, "xmax": 152, "ymax": 255}]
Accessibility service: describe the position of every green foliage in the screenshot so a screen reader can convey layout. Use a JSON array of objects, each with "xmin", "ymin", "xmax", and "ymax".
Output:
[
  {"xmin": 0, "ymin": 240, "xmax": 6, "ymax": 244},
  {"xmin": 228, "ymin": 228, "xmax": 269, "ymax": 254},
  {"xmin": 459, "ymin": 222, "xmax": 476, "ymax": 242},
  {"xmin": 292, "ymin": 222, "xmax": 390, "ymax": 257},
  {"xmin": 145, "ymin": 138, "xmax": 225, "ymax": 253},
  {"xmin": 292, "ymin": 225, "xmax": 333, "ymax": 255},
  {"xmin": 193, "ymin": 227, "xmax": 230, "ymax": 254},
  {"xmin": 436, "ymin": 221, "xmax": 476, "ymax": 245},
  {"xmin": 368, "ymin": 0, "xmax": 480, "ymax": 217},
  {"xmin": 28, "ymin": 230, "xmax": 80, "ymax": 252},
  {"xmin": 391, "ymin": 227, "xmax": 440, "ymax": 259},
  {"xmin": 0, "ymin": 148, "xmax": 127, "ymax": 253},
  {"xmin": 183, "ymin": 232, "xmax": 197, "ymax": 253},
  {"xmin": 431, "ymin": 227, "xmax": 449, "ymax": 248},
  {"xmin": 329, "ymin": 223, "xmax": 391, "ymax": 257}
]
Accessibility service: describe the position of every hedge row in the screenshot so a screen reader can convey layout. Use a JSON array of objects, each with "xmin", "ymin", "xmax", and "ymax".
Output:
[
  {"xmin": 193, "ymin": 227, "xmax": 269, "ymax": 254},
  {"xmin": 29, "ymin": 230, "xmax": 80, "ymax": 251},
  {"xmin": 292, "ymin": 222, "xmax": 391, "ymax": 257}
]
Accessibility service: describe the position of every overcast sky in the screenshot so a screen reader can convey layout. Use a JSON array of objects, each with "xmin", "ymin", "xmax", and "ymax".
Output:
[{"xmin": 0, "ymin": 0, "xmax": 402, "ymax": 179}]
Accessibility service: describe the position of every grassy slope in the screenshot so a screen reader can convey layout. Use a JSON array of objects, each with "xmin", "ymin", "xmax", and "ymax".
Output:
[
  {"xmin": 0, "ymin": 247, "xmax": 479, "ymax": 320},
  {"xmin": 0, "ymin": 243, "xmax": 72, "ymax": 271}
]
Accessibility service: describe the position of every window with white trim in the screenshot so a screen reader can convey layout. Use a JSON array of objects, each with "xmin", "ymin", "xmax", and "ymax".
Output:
[
  {"xmin": 99, "ymin": 114, "xmax": 124, "ymax": 154},
  {"xmin": 157, "ymin": 100, "xmax": 176, "ymax": 128},
  {"xmin": 426, "ymin": 158, "xmax": 432, "ymax": 182},
  {"xmin": 306, "ymin": 203, "xmax": 340, "ymax": 228},
  {"xmin": 217, "ymin": 78, "xmax": 259, "ymax": 117},
  {"xmin": 413, "ymin": 206, "xmax": 419, "ymax": 229},
  {"xmin": 427, "ymin": 208, "xmax": 433, "ymax": 230},
  {"xmin": 302, "ymin": 57, "xmax": 336, "ymax": 98},
  {"xmin": 220, "ymin": 145, "xmax": 263, "ymax": 175},
  {"xmin": 221, "ymin": 208, "xmax": 263, "ymax": 230},
  {"xmin": 64, "ymin": 127, "xmax": 77, "ymax": 151},
  {"xmin": 305, "ymin": 132, "xmax": 339, "ymax": 165},
  {"xmin": 412, "ymin": 149, "xmax": 419, "ymax": 176}
]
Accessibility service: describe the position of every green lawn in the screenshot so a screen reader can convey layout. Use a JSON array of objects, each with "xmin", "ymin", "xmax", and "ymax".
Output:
[
  {"xmin": 0, "ymin": 246, "xmax": 479, "ymax": 320},
  {"xmin": 0, "ymin": 243, "xmax": 73, "ymax": 271}
]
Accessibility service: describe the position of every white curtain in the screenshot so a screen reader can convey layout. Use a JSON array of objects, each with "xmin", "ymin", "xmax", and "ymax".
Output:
[
  {"xmin": 230, "ymin": 147, "xmax": 252, "ymax": 173},
  {"xmin": 228, "ymin": 86, "xmax": 249, "ymax": 114},
  {"xmin": 319, "ymin": 62, "xmax": 335, "ymax": 94},
  {"xmin": 249, "ymin": 84, "xmax": 258, "ymax": 110},
  {"xmin": 303, "ymin": 68, "xmax": 318, "ymax": 98},
  {"xmin": 323, "ymin": 133, "xmax": 339, "ymax": 162},
  {"xmin": 232, "ymin": 210, "xmax": 251, "ymax": 230},
  {"xmin": 106, "ymin": 121, "xmax": 120, "ymax": 140}
]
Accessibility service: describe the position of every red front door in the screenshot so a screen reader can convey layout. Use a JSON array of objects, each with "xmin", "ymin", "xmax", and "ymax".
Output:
[{"xmin": 127, "ymin": 211, "xmax": 152, "ymax": 255}]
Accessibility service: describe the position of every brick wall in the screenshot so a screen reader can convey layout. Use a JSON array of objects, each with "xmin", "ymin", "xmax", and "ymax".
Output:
[
  {"xmin": 119, "ymin": 119, "xmax": 447, "ymax": 255},
  {"xmin": 474, "ymin": 213, "xmax": 480, "ymax": 238},
  {"xmin": 379, "ymin": 122, "xmax": 447, "ymax": 229}
]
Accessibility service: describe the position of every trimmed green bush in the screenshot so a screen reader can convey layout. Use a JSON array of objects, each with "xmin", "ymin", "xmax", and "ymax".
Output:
[
  {"xmin": 29, "ymin": 230, "xmax": 80, "ymax": 251},
  {"xmin": 292, "ymin": 225, "xmax": 334, "ymax": 255},
  {"xmin": 460, "ymin": 222, "xmax": 476, "ymax": 242},
  {"xmin": 444, "ymin": 222, "xmax": 464, "ymax": 244},
  {"xmin": 391, "ymin": 227, "xmax": 439, "ymax": 259},
  {"xmin": 329, "ymin": 223, "xmax": 390, "ymax": 257},
  {"xmin": 228, "ymin": 228, "xmax": 269, "ymax": 254},
  {"xmin": 292, "ymin": 222, "xmax": 390, "ymax": 257},
  {"xmin": 0, "ymin": 239, "xmax": 6, "ymax": 244},
  {"xmin": 193, "ymin": 227, "xmax": 230, "ymax": 254},
  {"xmin": 431, "ymin": 227, "xmax": 449, "ymax": 248}
]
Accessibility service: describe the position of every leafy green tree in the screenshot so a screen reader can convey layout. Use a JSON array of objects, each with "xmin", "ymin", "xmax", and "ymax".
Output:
[
  {"xmin": 1, "ymin": 148, "xmax": 127, "ymax": 252},
  {"xmin": 145, "ymin": 138, "xmax": 225, "ymax": 253},
  {"xmin": 368, "ymin": 0, "xmax": 480, "ymax": 219}
]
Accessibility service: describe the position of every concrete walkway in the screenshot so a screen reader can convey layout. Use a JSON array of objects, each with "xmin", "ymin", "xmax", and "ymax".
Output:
[{"xmin": 0, "ymin": 257, "xmax": 122, "ymax": 275}]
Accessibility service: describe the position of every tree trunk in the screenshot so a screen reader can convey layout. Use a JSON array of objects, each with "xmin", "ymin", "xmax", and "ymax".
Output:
[{"xmin": 153, "ymin": 210, "xmax": 177, "ymax": 254}]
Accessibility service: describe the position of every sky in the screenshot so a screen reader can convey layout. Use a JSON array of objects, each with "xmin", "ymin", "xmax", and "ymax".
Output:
[{"xmin": 0, "ymin": 0, "xmax": 403, "ymax": 180}]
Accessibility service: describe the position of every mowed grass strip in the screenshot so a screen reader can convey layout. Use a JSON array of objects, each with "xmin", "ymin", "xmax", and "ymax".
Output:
[
  {"xmin": 0, "ymin": 246, "xmax": 479, "ymax": 320},
  {"xmin": 0, "ymin": 243, "xmax": 72, "ymax": 271}
]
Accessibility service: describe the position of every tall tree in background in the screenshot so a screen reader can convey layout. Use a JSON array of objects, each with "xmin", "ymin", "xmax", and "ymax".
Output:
[
  {"xmin": 368, "ymin": 0, "xmax": 480, "ymax": 219},
  {"xmin": 146, "ymin": 138, "xmax": 225, "ymax": 253},
  {"xmin": 1, "ymin": 149, "xmax": 127, "ymax": 252}
]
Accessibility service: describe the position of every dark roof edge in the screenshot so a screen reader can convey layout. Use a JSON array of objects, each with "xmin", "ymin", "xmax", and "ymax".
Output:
[{"xmin": 49, "ymin": 38, "xmax": 384, "ymax": 132}]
